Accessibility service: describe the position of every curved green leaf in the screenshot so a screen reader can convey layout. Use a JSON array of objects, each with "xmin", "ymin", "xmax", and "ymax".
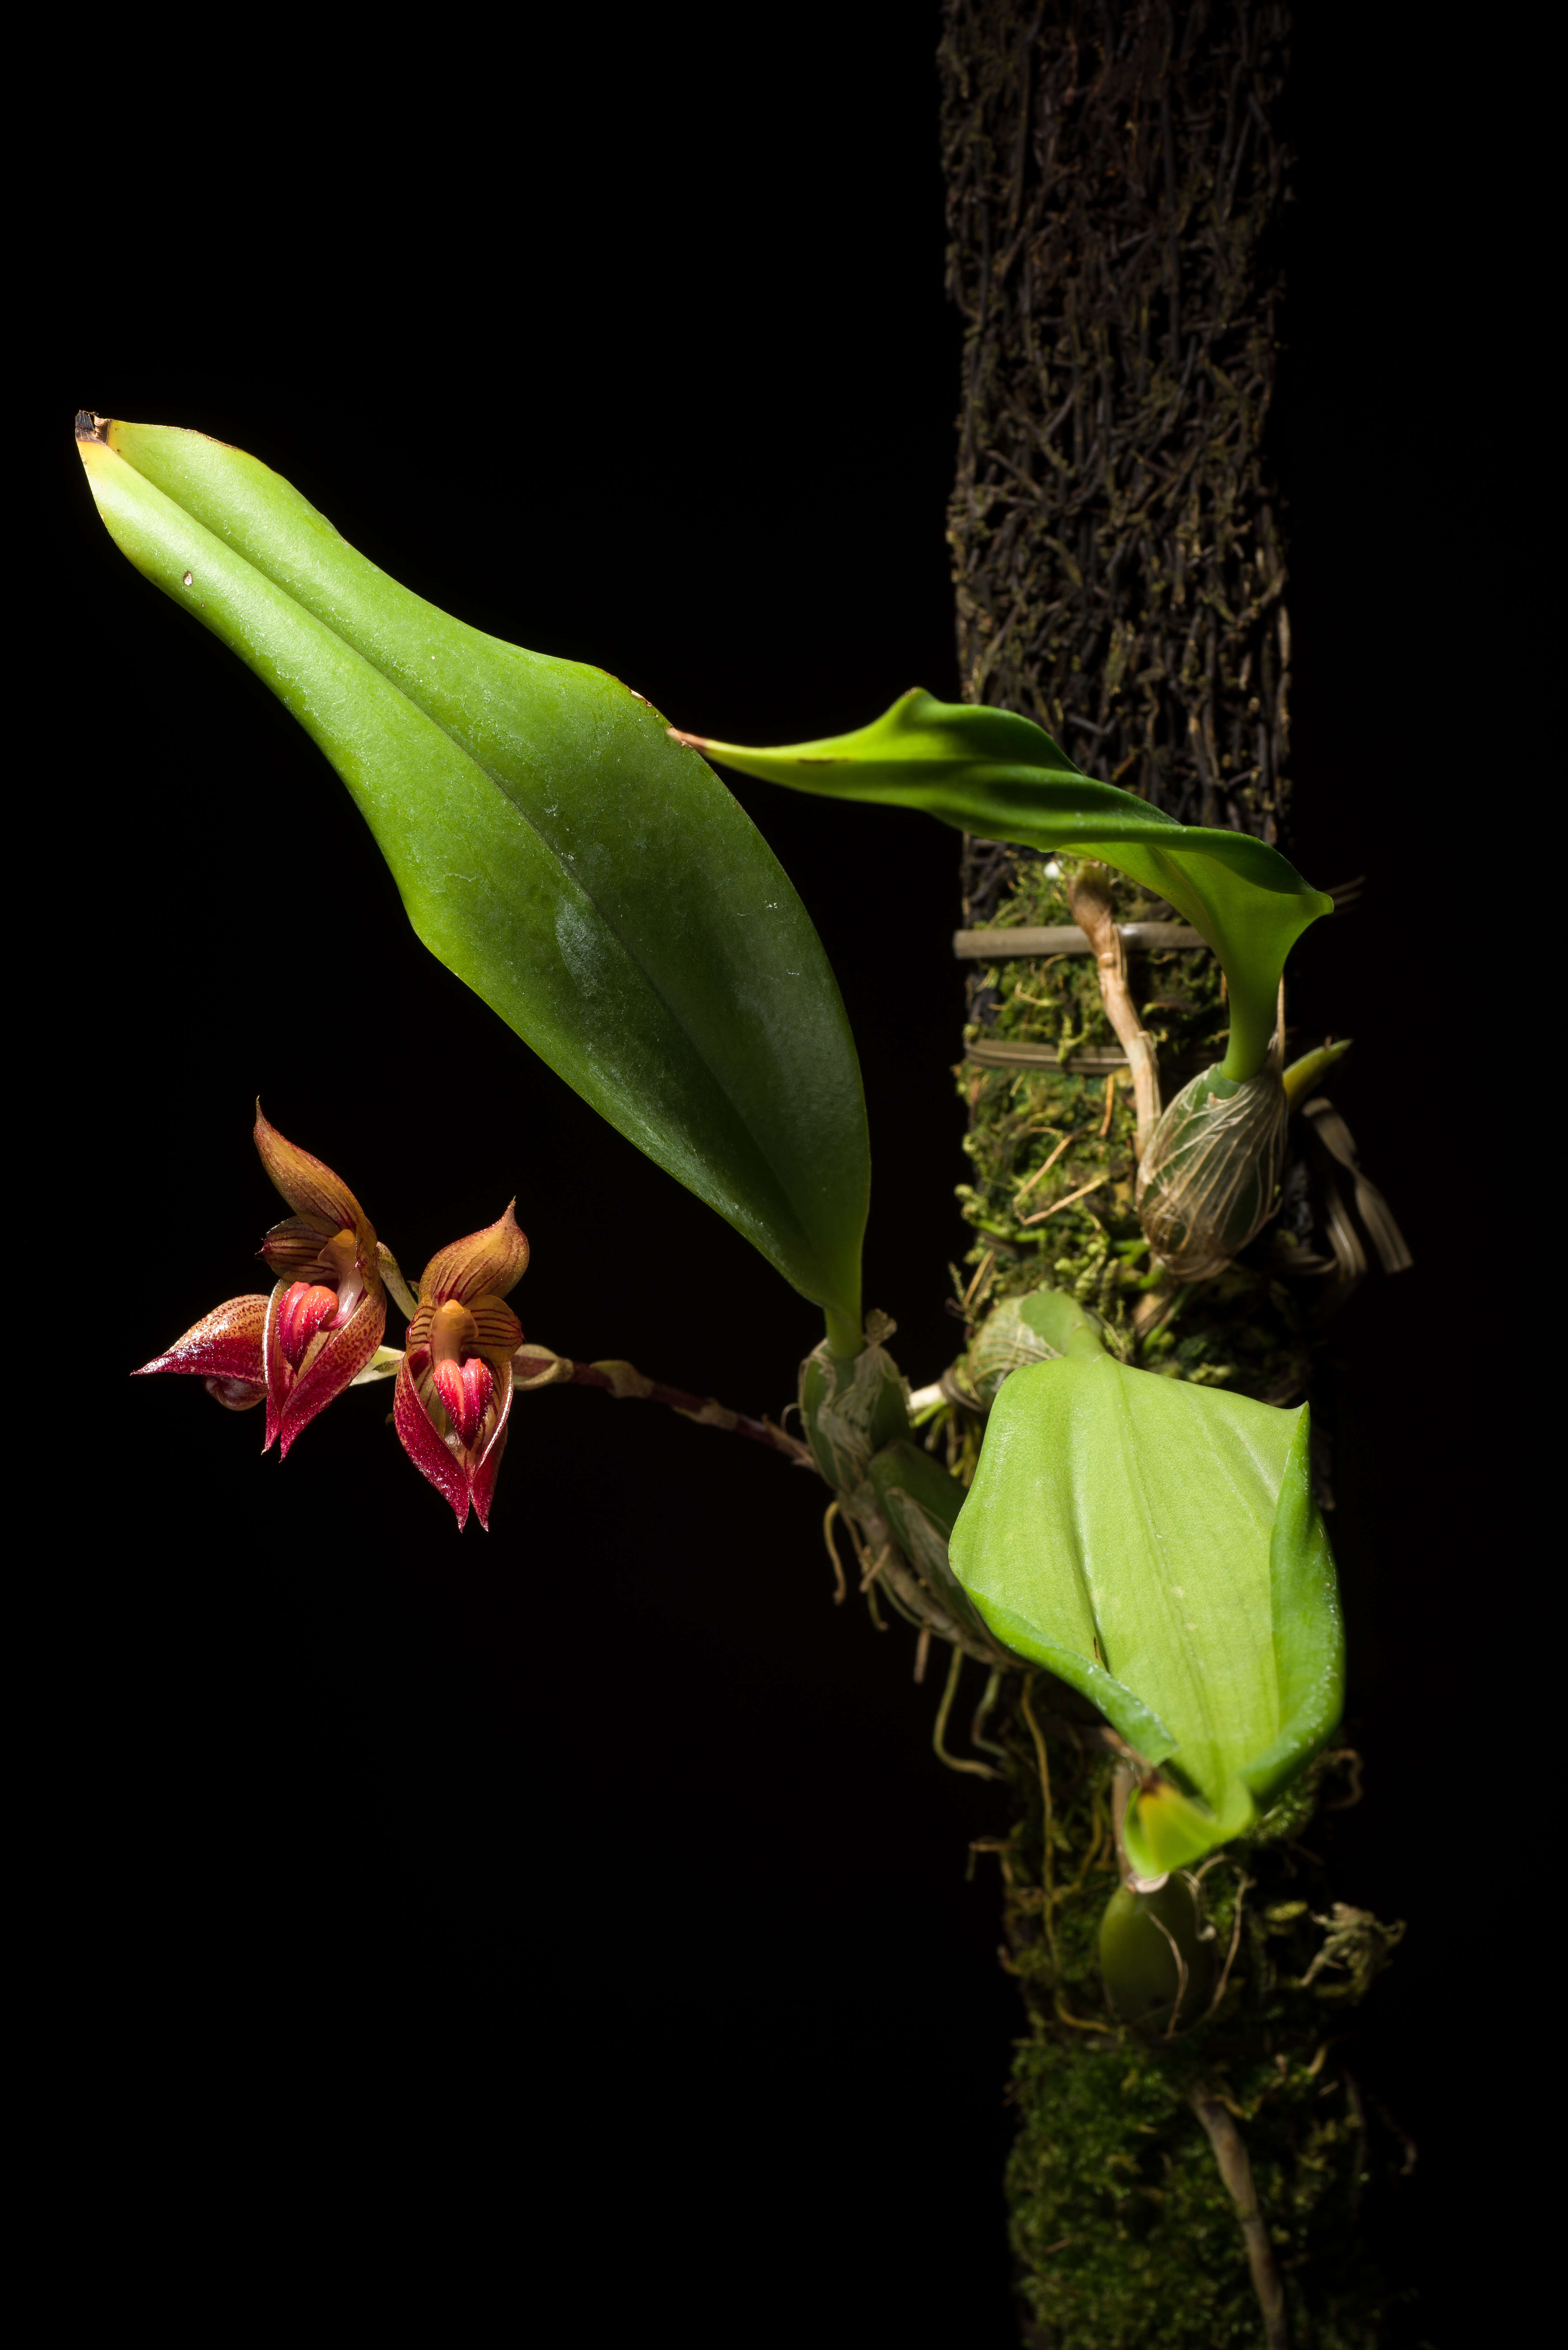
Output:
[
  {"xmin": 948, "ymin": 1311, "xmax": 1344, "ymax": 1872},
  {"xmin": 682, "ymin": 689, "xmax": 1333, "ymax": 1081},
  {"xmin": 78, "ymin": 419, "xmax": 867, "ymax": 1342}
]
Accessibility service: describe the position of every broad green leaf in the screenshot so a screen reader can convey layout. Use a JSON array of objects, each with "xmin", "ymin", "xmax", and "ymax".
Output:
[
  {"xmin": 948, "ymin": 1301, "xmax": 1344, "ymax": 1872},
  {"xmin": 682, "ymin": 689, "xmax": 1333, "ymax": 1081},
  {"xmin": 77, "ymin": 419, "xmax": 867, "ymax": 1344}
]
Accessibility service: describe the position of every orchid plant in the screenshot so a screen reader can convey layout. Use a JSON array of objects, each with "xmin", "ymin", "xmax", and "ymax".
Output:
[{"xmin": 84, "ymin": 412, "xmax": 1347, "ymax": 1983}]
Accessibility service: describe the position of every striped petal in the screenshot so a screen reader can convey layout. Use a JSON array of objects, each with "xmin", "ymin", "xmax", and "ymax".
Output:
[
  {"xmin": 469, "ymin": 1296, "xmax": 525, "ymax": 1369},
  {"xmin": 258, "ymin": 1213, "xmax": 339, "ymax": 1275}
]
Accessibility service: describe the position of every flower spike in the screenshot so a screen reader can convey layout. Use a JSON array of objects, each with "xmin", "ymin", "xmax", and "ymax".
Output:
[{"xmin": 394, "ymin": 1206, "xmax": 528, "ymax": 1529}]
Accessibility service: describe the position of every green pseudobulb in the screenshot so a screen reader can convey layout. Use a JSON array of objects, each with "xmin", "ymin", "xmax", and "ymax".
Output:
[
  {"xmin": 949, "ymin": 1291, "xmax": 1343, "ymax": 1874},
  {"xmin": 1100, "ymin": 1876, "xmax": 1215, "ymax": 2031}
]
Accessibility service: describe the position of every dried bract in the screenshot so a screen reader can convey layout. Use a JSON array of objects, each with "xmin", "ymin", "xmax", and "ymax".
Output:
[{"xmin": 964, "ymin": 1295, "xmax": 1061, "ymax": 1410}]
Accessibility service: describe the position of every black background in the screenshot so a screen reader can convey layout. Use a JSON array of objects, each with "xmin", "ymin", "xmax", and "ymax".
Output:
[{"xmin": 30, "ymin": 9, "xmax": 1493, "ymax": 2340}]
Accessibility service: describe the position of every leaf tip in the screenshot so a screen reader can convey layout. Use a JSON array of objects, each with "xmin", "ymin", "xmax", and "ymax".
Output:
[
  {"xmin": 666, "ymin": 726, "xmax": 707, "ymax": 750},
  {"xmin": 74, "ymin": 410, "xmax": 110, "ymax": 445}
]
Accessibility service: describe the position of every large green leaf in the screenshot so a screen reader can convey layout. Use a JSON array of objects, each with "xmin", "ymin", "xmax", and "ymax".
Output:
[
  {"xmin": 948, "ymin": 1293, "xmax": 1343, "ymax": 1873},
  {"xmin": 78, "ymin": 418, "xmax": 867, "ymax": 1345},
  {"xmin": 680, "ymin": 689, "xmax": 1333, "ymax": 1081}
]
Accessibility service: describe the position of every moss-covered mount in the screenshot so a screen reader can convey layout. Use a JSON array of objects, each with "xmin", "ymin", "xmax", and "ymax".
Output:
[
  {"xmin": 918, "ymin": 1021, "xmax": 1410, "ymax": 2340},
  {"xmin": 965, "ymin": 1694, "xmax": 1411, "ymax": 2349},
  {"xmin": 936, "ymin": 3, "xmax": 1413, "ymax": 2339},
  {"xmin": 910, "ymin": 850, "xmax": 1413, "ymax": 2337}
]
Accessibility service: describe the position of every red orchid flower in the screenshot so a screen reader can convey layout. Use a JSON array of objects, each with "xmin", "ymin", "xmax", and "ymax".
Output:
[
  {"xmin": 252, "ymin": 1108, "xmax": 387, "ymax": 1456},
  {"xmin": 134, "ymin": 1109, "xmax": 386, "ymax": 1457},
  {"xmin": 394, "ymin": 1205, "xmax": 529, "ymax": 1530}
]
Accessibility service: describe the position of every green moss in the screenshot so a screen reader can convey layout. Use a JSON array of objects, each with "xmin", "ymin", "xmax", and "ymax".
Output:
[
  {"xmin": 941, "ymin": 853, "xmax": 1391, "ymax": 2344},
  {"xmin": 1007, "ymin": 2036, "xmax": 1389, "ymax": 2349},
  {"xmin": 933, "ymin": 13, "xmax": 1411, "ymax": 2336},
  {"xmin": 979, "ymin": 1727, "xmax": 1404, "ymax": 2348},
  {"xmin": 954, "ymin": 861, "xmax": 1314, "ymax": 1407}
]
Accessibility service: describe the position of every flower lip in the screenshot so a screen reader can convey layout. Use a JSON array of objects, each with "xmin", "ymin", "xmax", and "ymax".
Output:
[
  {"xmin": 264, "ymin": 1275, "xmax": 387, "ymax": 1457},
  {"xmin": 435, "ymin": 1355, "xmax": 495, "ymax": 1447},
  {"xmin": 405, "ymin": 1294, "xmax": 523, "ymax": 1408},
  {"xmin": 278, "ymin": 1282, "xmax": 340, "ymax": 1369}
]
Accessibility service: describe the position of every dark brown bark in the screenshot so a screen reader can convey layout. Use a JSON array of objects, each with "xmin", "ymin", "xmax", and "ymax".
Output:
[{"xmin": 941, "ymin": 0, "xmax": 1293, "ymax": 855}]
